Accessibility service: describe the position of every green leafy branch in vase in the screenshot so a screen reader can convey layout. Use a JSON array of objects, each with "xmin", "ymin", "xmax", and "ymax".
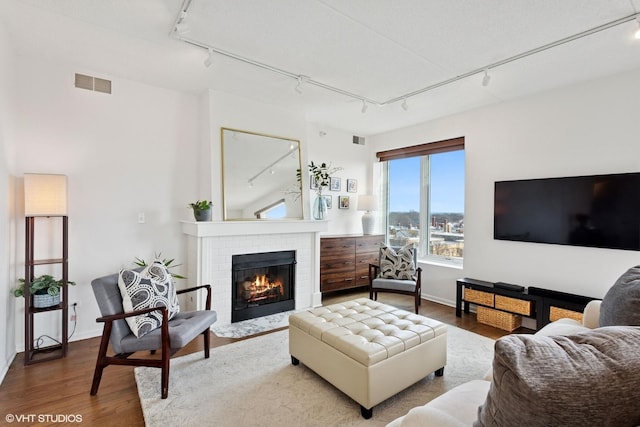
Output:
[{"xmin": 302, "ymin": 161, "xmax": 342, "ymax": 195}]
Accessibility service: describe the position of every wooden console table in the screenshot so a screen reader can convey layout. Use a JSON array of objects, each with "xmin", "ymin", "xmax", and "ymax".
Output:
[{"xmin": 456, "ymin": 278, "xmax": 595, "ymax": 330}]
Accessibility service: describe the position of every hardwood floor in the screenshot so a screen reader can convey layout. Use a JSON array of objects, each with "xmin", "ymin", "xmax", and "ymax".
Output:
[{"xmin": 0, "ymin": 290, "xmax": 531, "ymax": 426}]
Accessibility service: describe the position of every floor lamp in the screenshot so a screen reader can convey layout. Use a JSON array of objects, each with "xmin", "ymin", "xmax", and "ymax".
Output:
[{"xmin": 23, "ymin": 173, "xmax": 69, "ymax": 364}]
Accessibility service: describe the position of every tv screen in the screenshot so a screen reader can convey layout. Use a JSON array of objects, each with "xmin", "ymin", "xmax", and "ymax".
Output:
[{"xmin": 494, "ymin": 172, "xmax": 640, "ymax": 251}]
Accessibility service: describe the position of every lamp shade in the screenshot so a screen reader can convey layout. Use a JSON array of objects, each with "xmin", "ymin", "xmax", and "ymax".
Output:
[
  {"xmin": 24, "ymin": 174, "xmax": 68, "ymax": 216},
  {"xmin": 357, "ymin": 195, "xmax": 377, "ymax": 212}
]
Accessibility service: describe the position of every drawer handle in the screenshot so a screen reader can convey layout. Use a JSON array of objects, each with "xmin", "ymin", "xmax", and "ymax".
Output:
[{"xmin": 344, "ymin": 278, "xmax": 353, "ymax": 282}]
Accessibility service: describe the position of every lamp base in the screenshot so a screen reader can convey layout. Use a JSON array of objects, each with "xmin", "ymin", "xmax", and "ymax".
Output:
[{"xmin": 361, "ymin": 212, "xmax": 375, "ymax": 235}]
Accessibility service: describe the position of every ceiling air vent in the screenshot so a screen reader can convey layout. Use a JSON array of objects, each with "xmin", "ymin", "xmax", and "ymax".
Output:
[
  {"xmin": 353, "ymin": 135, "xmax": 365, "ymax": 145},
  {"xmin": 75, "ymin": 73, "xmax": 112, "ymax": 94}
]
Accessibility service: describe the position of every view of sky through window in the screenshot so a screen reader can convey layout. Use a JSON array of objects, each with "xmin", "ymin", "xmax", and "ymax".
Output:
[{"xmin": 389, "ymin": 151, "xmax": 465, "ymax": 213}]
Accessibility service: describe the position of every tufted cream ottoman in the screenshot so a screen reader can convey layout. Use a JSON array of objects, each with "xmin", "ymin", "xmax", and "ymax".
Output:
[{"xmin": 289, "ymin": 297, "xmax": 447, "ymax": 419}]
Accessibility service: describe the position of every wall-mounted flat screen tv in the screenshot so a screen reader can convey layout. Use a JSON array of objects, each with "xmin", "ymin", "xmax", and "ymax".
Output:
[{"xmin": 494, "ymin": 172, "xmax": 640, "ymax": 251}]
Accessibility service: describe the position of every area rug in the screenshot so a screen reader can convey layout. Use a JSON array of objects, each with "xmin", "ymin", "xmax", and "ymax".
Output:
[{"xmin": 136, "ymin": 326, "xmax": 494, "ymax": 427}]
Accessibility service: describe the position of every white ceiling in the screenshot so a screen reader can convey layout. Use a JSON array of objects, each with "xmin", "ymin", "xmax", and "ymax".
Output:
[{"xmin": 2, "ymin": 0, "xmax": 640, "ymax": 135}]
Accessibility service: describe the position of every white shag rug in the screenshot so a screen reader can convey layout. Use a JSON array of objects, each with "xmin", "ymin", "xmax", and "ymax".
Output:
[{"xmin": 136, "ymin": 326, "xmax": 494, "ymax": 427}]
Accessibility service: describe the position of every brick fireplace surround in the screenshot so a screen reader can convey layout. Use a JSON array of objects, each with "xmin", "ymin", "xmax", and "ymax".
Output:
[{"xmin": 181, "ymin": 220, "xmax": 328, "ymax": 326}]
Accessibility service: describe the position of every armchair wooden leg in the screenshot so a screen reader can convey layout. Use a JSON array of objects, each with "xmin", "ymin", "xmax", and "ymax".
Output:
[
  {"xmin": 161, "ymin": 344, "xmax": 170, "ymax": 399},
  {"xmin": 90, "ymin": 322, "xmax": 112, "ymax": 396},
  {"xmin": 203, "ymin": 329, "xmax": 211, "ymax": 359}
]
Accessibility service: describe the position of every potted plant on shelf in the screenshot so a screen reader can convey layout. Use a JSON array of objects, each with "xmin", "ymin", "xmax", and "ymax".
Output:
[
  {"xmin": 189, "ymin": 200, "xmax": 213, "ymax": 222},
  {"xmin": 12, "ymin": 274, "xmax": 76, "ymax": 308}
]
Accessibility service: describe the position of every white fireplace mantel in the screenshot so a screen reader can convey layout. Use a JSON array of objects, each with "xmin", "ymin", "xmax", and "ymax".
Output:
[
  {"xmin": 181, "ymin": 220, "xmax": 328, "ymax": 237},
  {"xmin": 181, "ymin": 220, "xmax": 328, "ymax": 325}
]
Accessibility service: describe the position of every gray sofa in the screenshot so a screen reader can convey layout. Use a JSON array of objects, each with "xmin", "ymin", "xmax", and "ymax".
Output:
[{"xmin": 388, "ymin": 300, "xmax": 640, "ymax": 426}]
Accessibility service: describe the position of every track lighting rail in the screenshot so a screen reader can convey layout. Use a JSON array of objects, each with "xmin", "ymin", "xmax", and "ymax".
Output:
[{"xmin": 171, "ymin": 0, "xmax": 639, "ymax": 110}]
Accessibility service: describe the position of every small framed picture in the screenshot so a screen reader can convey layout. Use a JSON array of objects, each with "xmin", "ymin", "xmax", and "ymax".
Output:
[
  {"xmin": 323, "ymin": 195, "xmax": 332, "ymax": 209},
  {"xmin": 310, "ymin": 175, "xmax": 318, "ymax": 190},
  {"xmin": 339, "ymin": 195, "xmax": 350, "ymax": 209},
  {"xmin": 347, "ymin": 179, "xmax": 357, "ymax": 193},
  {"xmin": 330, "ymin": 177, "xmax": 341, "ymax": 191}
]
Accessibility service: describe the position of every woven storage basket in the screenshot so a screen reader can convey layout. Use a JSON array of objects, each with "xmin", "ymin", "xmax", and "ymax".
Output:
[
  {"xmin": 464, "ymin": 288, "xmax": 494, "ymax": 306},
  {"xmin": 549, "ymin": 306, "xmax": 583, "ymax": 323},
  {"xmin": 477, "ymin": 306, "xmax": 521, "ymax": 331},
  {"xmin": 495, "ymin": 295, "xmax": 533, "ymax": 316}
]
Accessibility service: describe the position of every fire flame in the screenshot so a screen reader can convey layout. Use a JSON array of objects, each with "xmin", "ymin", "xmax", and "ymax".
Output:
[{"xmin": 249, "ymin": 275, "xmax": 283, "ymax": 299}]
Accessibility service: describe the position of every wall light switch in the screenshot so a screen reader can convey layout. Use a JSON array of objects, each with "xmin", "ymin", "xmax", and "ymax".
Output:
[{"xmin": 138, "ymin": 212, "xmax": 145, "ymax": 223}]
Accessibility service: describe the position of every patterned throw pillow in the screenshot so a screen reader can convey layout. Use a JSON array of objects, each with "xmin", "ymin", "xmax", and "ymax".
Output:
[
  {"xmin": 379, "ymin": 244, "xmax": 416, "ymax": 280},
  {"xmin": 118, "ymin": 260, "xmax": 180, "ymax": 338}
]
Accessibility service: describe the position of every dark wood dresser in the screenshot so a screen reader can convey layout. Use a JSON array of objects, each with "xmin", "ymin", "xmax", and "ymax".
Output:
[{"xmin": 320, "ymin": 234, "xmax": 384, "ymax": 293}]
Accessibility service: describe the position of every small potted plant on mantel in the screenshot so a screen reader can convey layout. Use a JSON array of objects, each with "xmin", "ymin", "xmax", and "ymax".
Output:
[
  {"xmin": 189, "ymin": 200, "xmax": 213, "ymax": 222},
  {"xmin": 12, "ymin": 275, "xmax": 76, "ymax": 308}
]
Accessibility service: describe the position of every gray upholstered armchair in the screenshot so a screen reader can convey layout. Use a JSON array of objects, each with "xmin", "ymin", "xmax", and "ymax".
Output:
[
  {"xmin": 89, "ymin": 271, "xmax": 217, "ymax": 399},
  {"xmin": 369, "ymin": 246, "xmax": 422, "ymax": 313}
]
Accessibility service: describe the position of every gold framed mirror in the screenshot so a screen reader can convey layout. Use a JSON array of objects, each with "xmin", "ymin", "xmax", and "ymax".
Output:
[{"xmin": 221, "ymin": 128, "xmax": 303, "ymax": 220}]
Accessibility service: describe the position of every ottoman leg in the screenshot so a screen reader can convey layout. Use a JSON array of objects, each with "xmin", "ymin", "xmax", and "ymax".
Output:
[
  {"xmin": 360, "ymin": 406, "xmax": 373, "ymax": 419},
  {"xmin": 291, "ymin": 356, "xmax": 300, "ymax": 366}
]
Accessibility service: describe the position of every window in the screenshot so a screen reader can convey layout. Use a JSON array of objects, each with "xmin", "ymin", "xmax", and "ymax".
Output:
[
  {"xmin": 255, "ymin": 199, "xmax": 286, "ymax": 219},
  {"xmin": 379, "ymin": 138, "xmax": 465, "ymax": 265}
]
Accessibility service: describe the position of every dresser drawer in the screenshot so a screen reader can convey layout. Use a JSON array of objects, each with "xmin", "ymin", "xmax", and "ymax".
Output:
[
  {"xmin": 321, "ymin": 272, "xmax": 356, "ymax": 292},
  {"xmin": 320, "ymin": 238, "xmax": 355, "ymax": 258},
  {"xmin": 320, "ymin": 259, "xmax": 355, "ymax": 274},
  {"xmin": 355, "ymin": 235, "xmax": 383, "ymax": 254}
]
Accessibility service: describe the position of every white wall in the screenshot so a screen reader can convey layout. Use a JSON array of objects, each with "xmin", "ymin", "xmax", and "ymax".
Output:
[
  {"xmin": 0, "ymin": 18, "xmax": 17, "ymax": 381},
  {"xmin": 370, "ymin": 68, "xmax": 640, "ymax": 305},
  {"xmin": 306, "ymin": 123, "xmax": 373, "ymax": 236},
  {"xmin": 9, "ymin": 56, "xmax": 201, "ymax": 351}
]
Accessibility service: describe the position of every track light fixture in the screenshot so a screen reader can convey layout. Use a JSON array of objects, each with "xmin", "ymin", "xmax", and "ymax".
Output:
[
  {"xmin": 294, "ymin": 76, "xmax": 303, "ymax": 94},
  {"xmin": 361, "ymin": 100, "xmax": 368, "ymax": 114},
  {"xmin": 204, "ymin": 48, "xmax": 214, "ymax": 68},
  {"xmin": 401, "ymin": 98, "xmax": 409, "ymax": 111},
  {"xmin": 482, "ymin": 69, "xmax": 491, "ymax": 87},
  {"xmin": 174, "ymin": 11, "xmax": 190, "ymax": 35}
]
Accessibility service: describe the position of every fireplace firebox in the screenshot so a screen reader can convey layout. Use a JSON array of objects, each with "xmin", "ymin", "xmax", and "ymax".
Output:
[{"xmin": 231, "ymin": 250, "xmax": 296, "ymax": 322}]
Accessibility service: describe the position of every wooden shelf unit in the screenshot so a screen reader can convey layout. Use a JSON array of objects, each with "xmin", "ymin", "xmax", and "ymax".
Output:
[
  {"xmin": 24, "ymin": 215, "xmax": 69, "ymax": 365},
  {"xmin": 456, "ymin": 277, "xmax": 595, "ymax": 331},
  {"xmin": 320, "ymin": 235, "xmax": 384, "ymax": 293}
]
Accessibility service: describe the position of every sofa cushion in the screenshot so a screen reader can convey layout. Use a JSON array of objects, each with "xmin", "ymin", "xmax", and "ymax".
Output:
[
  {"xmin": 379, "ymin": 244, "xmax": 415, "ymax": 280},
  {"xmin": 388, "ymin": 380, "xmax": 491, "ymax": 427},
  {"xmin": 475, "ymin": 326, "xmax": 640, "ymax": 427},
  {"xmin": 600, "ymin": 265, "xmax": 640, "ymax": 326},
  {"xmin": 118, "ymin": 261, "xmax": 180, "ymax": 338}
]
